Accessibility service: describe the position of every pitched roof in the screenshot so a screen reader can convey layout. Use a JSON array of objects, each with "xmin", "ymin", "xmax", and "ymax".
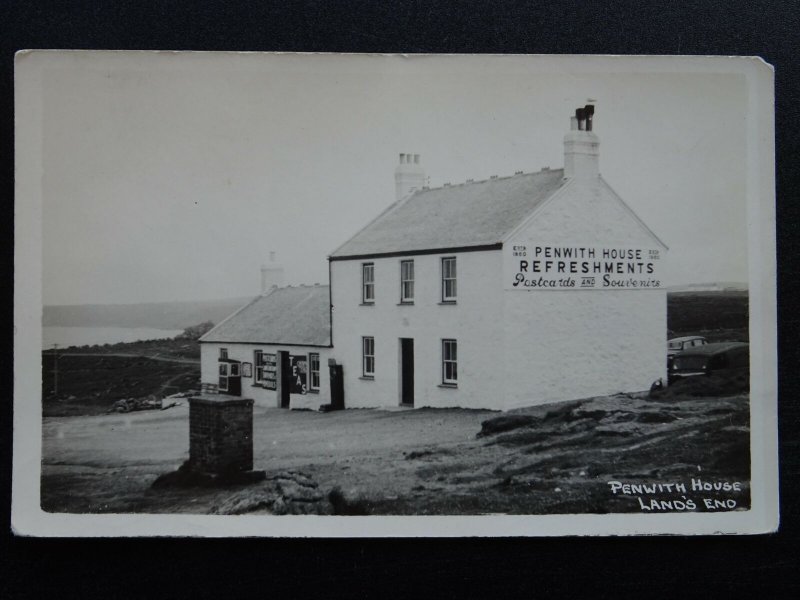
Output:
[
  {"xmin": 330, "ymin": 168, "xmax": 567, "ymax": 258},
  {"xmin": 200, "ymin": 285, "xmax": 331, "ymax": 346}
]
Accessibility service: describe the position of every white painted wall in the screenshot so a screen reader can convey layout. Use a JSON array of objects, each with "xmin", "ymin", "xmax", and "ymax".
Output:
[
  {"xmin": 200, "ymin": 341, "xmax": 332, "ymax": 410},
  {"xmin": 330, "ymin": 251, "xmax": 504, "ymax": 409},
  {"xmin": 502, "ymin": 176, "xmax": 667, "ymax": 407},
  {"xmin": 330, "ymin": 176, "xmax": 667, "ymax": 410}
]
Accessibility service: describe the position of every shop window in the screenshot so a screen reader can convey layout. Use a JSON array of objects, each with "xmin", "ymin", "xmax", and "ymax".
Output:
[
  {"xmin": 442, "ymin": 339, "xmax": 458, "ymax": 385},
  {"xmin": 254, "ymin": 350, "xmax": 264, "ymax": 384}
]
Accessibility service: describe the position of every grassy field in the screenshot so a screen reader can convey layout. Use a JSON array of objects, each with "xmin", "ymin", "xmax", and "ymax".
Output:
[
  {"xmin": 42, "ymin": 354, "xmax": 199, "ymax": 417},
  {"xmin": 667, "ymin": 290, "xmax": 749, "ymax": 342},
  {"xmin": 55, "ymin": 337, "xmax": 201, "ymax": 360}
]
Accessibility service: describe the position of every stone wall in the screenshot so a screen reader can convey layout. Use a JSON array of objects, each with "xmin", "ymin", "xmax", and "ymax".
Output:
[{"xmin": 189, "ymin": 396, "xmax": 254, "ymax": 473}]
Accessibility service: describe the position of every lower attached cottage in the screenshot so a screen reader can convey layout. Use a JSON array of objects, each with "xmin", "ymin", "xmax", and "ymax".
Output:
[
  {"xmin": 200, "ymin": 105, "xmax": 668, "ymax": 411},
  {"xmin": 200, "ymin": 284, "xmax": 336, "ymax": 410}
]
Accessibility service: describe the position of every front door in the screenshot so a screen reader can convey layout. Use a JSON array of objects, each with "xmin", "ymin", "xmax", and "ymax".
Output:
[
  {"xmin": 329, "ymin": 364, "xmax": 345, "ymax": 410},
  {"xmin": 400, "ymin": 338, "xmax": 414, "ymax": 406},
  {"xmin": 279, "ymin": 351, "xmax": 291, "ymax": 408}
]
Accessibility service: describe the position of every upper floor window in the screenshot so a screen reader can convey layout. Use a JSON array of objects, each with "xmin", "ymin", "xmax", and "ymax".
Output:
[
  {"xmin": 362, "ymin": 336, "xmax": 375, "ymax": 377},
  {"xmin": 400, "ymin": 260, "xmax": 414, "ymax": 303},
  {"xmin": 219, "ymin": 347, "xmax": 228, "ymax": 360},
  {"xmin": 309, "ymin": 353, "xmax": 320, "ymax": 391},
  {"xmin": 362, "ymin": 263, "xmax": 375, "ymax": 304},
  {"xmin": 441, "ymin": 257, "xmax": 457, "ymax": 302}
]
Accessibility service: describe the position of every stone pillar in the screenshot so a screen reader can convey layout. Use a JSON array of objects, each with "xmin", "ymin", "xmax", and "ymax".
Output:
[{"xmin": 188, "ymin": 395, "xmax": 256, "ymax": 475}]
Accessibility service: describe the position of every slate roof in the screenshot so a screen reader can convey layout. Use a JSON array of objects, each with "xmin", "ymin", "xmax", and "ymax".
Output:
[
  {"xmin": 200, "ymin": 285, "xmax": 331, "ymax": 346},
  {"xmin": 330, "ymin": 168, "xmax": 567, "ymax": 258}
]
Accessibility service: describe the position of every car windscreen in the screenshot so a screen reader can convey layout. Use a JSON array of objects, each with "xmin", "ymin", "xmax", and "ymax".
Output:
[{"xmin": 672, "ymin": 355, "xmax": 708, "ymax": 370}]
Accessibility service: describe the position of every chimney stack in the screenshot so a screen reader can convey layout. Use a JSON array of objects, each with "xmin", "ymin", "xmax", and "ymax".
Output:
[
  {"xmin": 260, "ymin": 251, "xmax": 285, "ymax": 295},
  {"xmin": 394, "ymin": 153, "xmax": 425, "ymax": 201},
  {"xmin": 563, "ymin": 104, "xmax": 599, "ymax": 179}
]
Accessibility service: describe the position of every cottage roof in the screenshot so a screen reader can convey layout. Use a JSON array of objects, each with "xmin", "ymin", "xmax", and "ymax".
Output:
[
  {"xmin": 330, "ymin": 169, "xmax": 567, "ymax": 259},
  {"xmin": 200, "ymin": 285, "xmax": 331, "ymax": 346}
]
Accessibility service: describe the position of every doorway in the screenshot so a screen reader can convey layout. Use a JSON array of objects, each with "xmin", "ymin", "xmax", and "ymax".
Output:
[
  {"xmin": 279, "ymin": 351, "xmax": 291, "ymax": 408},
  {"xmin": 400, "ymin": 338, "xmax": 414, "ymax": 406},
  {"xmin": 329, "ymin": 363, "xmax": 345, "ymax": 410}
]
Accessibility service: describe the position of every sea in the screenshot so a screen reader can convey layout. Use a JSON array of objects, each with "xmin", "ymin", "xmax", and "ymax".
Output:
[{"xmin": 42, "ymin": 326, "xmax": 184, "ymax": 350}]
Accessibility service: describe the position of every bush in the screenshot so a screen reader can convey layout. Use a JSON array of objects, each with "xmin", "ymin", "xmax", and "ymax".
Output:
[{"xmin": 176, "ymin": 321, "xmax": 215, "ymax": 340}]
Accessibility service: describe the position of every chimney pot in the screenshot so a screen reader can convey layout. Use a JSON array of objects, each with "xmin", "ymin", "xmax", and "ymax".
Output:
[
  {"xmin": 584, "ymin": 104, "xmax": 594, "ymax": 131},
  {"xmin": 564, "ymin": 106, "xmax": 599, "ymax": 179},
  {"xmin": 395, "ymin": 151, "xmax": 426, "ymax": 201},
  {"xmin": 260, "ymin": 252, "xmax": 285, "ymax": 294},
  {"xmin": 576, "ymin": 108, "xmax": 586, "ymax": 130}
]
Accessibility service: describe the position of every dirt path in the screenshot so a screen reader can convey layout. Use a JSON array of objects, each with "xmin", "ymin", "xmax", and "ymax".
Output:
[
  {"xmin": 51, "ymin": 352, "xmax": 199, "ymax": 365},
  {"xmin": 40, "ymin": 391, "xmax": 750, "ymax": 516}
]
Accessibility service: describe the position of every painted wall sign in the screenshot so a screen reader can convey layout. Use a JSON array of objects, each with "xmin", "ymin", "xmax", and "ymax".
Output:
[
  {"xmin": 504, "ymin": 244, "xmax": 663, "ymax": 290},
  {"xmin": 262, "ymin": 353, "xmax": 277, "ymax": 390},
  {"xmin": 290, "ymin": 355, "xmax": 308, "ymax": 395},
  {"xmin": 241, "ymin": 362, "xmax": 252, "ymax": 378}
]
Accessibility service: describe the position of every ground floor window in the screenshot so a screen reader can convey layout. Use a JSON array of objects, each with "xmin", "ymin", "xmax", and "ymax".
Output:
[
  {"xmin": 218, "ymin": 362, "xmax": 229, "ymax": 391},
  {"xmin": 363, "ymin": 336, "xmax": 375, "ymax": 377},
  {"xmin": 309, "ymin": 353, "xmax": 320, "ymax": 390},
  {"xmin": 254, "ymin": 350, "xmax": 264, "ymax": 383},
  {"xmin": 442, "ymin": 339, "xmax": 457, "ymax": 385}
]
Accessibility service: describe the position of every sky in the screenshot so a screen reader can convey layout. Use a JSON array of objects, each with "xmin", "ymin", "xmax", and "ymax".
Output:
[{"xmin": 39, "ymin": 53, "xmax": 750, "ymax": 305}]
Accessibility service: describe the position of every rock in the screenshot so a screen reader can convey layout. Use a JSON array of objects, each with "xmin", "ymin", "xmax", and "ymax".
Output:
[
  {"xmin": 276, "ymin": 479, "xmax": 324, "ymax": 503},
  {"xmin": 212, "ymin": 489, "xmax": 277, "ymax": 515},
  {"xmin": 477, "ymin": 414, "xmax": 539, "ymax": 438}
]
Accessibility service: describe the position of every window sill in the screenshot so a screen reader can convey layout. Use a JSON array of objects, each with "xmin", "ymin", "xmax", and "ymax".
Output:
[
  {"xmin": 438, "ymin": 383, "xmax": 458, "ymax": 389},
  {"xmin": 307, "ymin": 389, "xmax": 320, "ymax": 394},
  {"xmin": 359, "ymin": 376, "xmax": 375, "ymax": 381},
  {"xmin": 359, "ymin": 302, "xmax": 376, "ymax": 307},
  {"xmin": 397, "ymin": 301, "xmax": 415, "ymax": 306},
  {"xmin": 438, "ymin": 301, "xmax": 457, "ymax": 305}
]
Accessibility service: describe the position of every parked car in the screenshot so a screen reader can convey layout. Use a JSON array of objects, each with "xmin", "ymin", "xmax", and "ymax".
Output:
[
  {"xmin": 667, "ymin": 336, "xmax": 707, "ymax": 368},
  {"xmin": 668, "ymin": 341, "xmax": 749, "ymax": 384}
]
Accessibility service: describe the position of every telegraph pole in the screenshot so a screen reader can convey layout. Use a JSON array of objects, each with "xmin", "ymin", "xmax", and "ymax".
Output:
[{"xmin": 52, "ymin": 343, "xmax": 59, "ymax": 396}]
